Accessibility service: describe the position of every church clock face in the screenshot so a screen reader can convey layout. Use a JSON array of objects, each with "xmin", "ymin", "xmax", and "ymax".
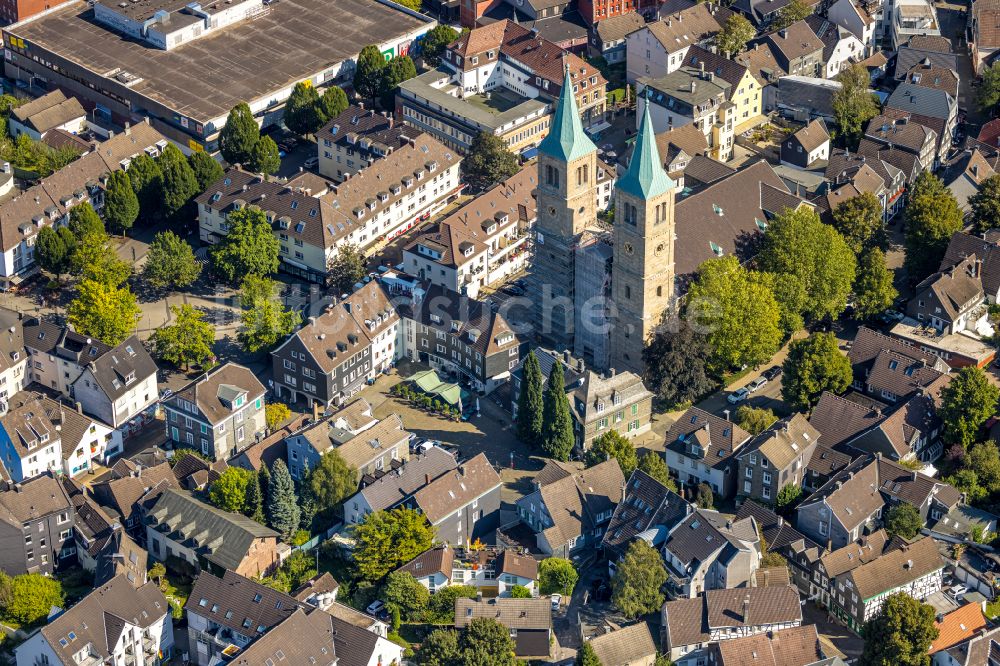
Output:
[
  {"xmin": 655, "ymin": 242, "xmax": 665, "ymax": 256},
  {"xmin": 623, "ymin": 242, "xmax": 634, "ymax": 256}
]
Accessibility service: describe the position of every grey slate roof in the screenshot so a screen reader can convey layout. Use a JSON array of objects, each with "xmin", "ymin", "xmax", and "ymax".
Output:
[
  {"xmin": 603, "ymin": 469, "xmax": 690, "ymax": 556},
  {"xmin": 588, "ymin": 622, "xmax": 657, "ymax": 665},
  {"xmin": 230, "ymin": 608, "xmax": 336, "ymax": 666},
  {"xmin": 894, "ymin": 45, "xmax": 958, "ymax": 80},
  {"xmin": 0, "ymin": 472, "xmax": 71, "ymax": 526},
  {"xmin": 356, "ymin": 446, "xmax": 458, "ymax": 514},
  {"xmin": 185, "ymin": 569, "xmax": 302, "ymax": 639},
  {"xmin": 455, "ymin": 597, "xmax": 552, "ymax": 629},
  {"xmin": 665, "ymin": 407, "xmax": 751, "ymax": 470},
  {"xmin": 83, "ymin": 335, "xmax": 158, "ymax": 403},
  {"xmin": 886, "ymin": 83, "xmax": 955, "ymax": 121},
  {"xmin": 413, "ymin": 452, "xmax": 501, "ymax": 524},
  {"xmin": 941, "ymin": 230, "xmax": 1000, "ymax": 296},
  {"xmin": 169, "ymin": 362, "xmax": 265, "ymax": 426}
]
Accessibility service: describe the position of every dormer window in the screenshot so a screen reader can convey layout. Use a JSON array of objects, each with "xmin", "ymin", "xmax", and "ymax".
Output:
[{"xmin": 124, "ymin": 371, "xmax": 135, "ymax": 385}]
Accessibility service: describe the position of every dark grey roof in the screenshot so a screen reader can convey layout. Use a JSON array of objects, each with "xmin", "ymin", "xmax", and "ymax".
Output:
[
  {"xmin": 665, "ymin": 407, "xmax": 751, "ymax": 470},
  {"xmin": 185, "ymin": 569, "xmax": 302, "ymax": 639},
  {"xmin": 941, "ymin": 231, "xmax": 1000, "ymax": 296},
  {"xmin": 83, "ymin": 335, "xmax": 158, "ymax": 403},
  {"xmin": 774, "ymin": 76, "xmax": 839, "ymax": 118},
  {"xmin": 886, "ymin": 82, "xmax": 955, "ymax": 121},
  {"xmin": 894, "ymin": 46, "xmax": 958, "ymax": 80},
  {"xmin": 0, "ymin": 472, "xmax": 72, "ymax": 526},
  {"xmin": 602, "ymin": 469, "xmax": 691, "ymax": 557},
  {"xmin": 357, "ymin": 446, "xmax": 458, "ymax": 513},
  {"xmin": 230, "ymin": 608, "xmax": 337, "ymax": 666},
  {"xmin": 168, "ymin": 362, "xmax": 266, "ymax": 426}
]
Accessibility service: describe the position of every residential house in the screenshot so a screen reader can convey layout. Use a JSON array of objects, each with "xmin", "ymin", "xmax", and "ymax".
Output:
[
  {"xmin": 0, "ymin": 390, "xmax": 60, "ymax": 480},
  {"xmin": 71, "ymin": 491, "xmax": 147, "ymax": 586},
  {"xmin": 518, "ymin": 458, "xmax": 625, "ymax": 557},
  {"xmin": 625, "ymin": 4, "xmax": 726, "ymax": 83},
  {"xmin": 7, "ymin": 90, "xmax": 86, "ymax": 142},
  {"xmin": 270, "ymin": 280, "xmax": 399, "ymax": 407},
  {"xmin": 455, "ymin": 597, "xmax": 552, "ymax": 659},
  {"xmin": 883, "ymin": 82, "xmax": 958, "ymax": 166},
  {"xmin": 397, "ymin": 282, "xmax": 520, "ymax": 393},
  {"xmin": 864, "ymin": 115, "xmax": 938, "ymax": 173},
  {"xmin": 933, "ymin": 625, "xmax": 1000, "ymax": 665},
  {"xmin": 661, "ymin": 509, "xmax": 762, "ymax": 597},
  {"xmin": 711, "ymin": 625, "xmax": 825, "ymax": 666},
  {"xmin": 651, "ymin": 123, "xmax": 710, "ymax": 182},
  {"xmin": 734, "ymin": 42, "xmax": 786, "ymax": 95},
  {"xmin": 890, "ymin": 0, "xmax": 940, "ymax": 48},
  {"xmin": 971, "ymin": 0, "xmax": 1000, "ymax": 73},
  {"xmin": 940, "ymin": 230, "xmax": 1000, "ymax": 302},
  {"xmin": 734, "ymin": 500, "xmax": 824, "ymax": 596},
  {"xmin": 929, "ymin": 503, "xmax": 1000, "ymax": 542},
  {"xmin": 661, "ymin": 585, "xmax": 803, "ymax": 666},
  {"xmin": 827, "ymin": 0, "xmax": 877, "ymax": 53},
  {"xmin": 731, "ymin": 0, "xmax": 817, "ymax": 28},
  {"xmin": 14, "ymin": 575, "xmax": 173, "ymax": 666},
  {"xmin": 663, "ymin": 407, "xmax": 752, "ymax": 498},
  {"xmin": 603, "ymin": 469, "xmax": 691, "ymax": 560},
  {"xmin": 90, "ymin": 462, "xmax": 178, "ymax": 539},
  {"xmin": 780, "ymin": 119, "xmax": 830, "ymax": 168},
  {"xmin": 894, "ymin": 35, "xmax": 956, "ymax": 78},
  {"xmin": 409, "ymin": 452, "xmax": 502, "ymax": 546},
  {"xmin": 684, "ymin": 45, "xmax": 766, "ymax": 135},
  {"xmin": 803, "ymin": 444, "xmax": 855, "ymax": 492},
  {"xmin": 343, "ymin": 446, "xmax": 458, "ymax": 524},
  {"xmin": 946, "ymin": 149, "xmax": 996, "ymax": 212},
  {"xmin": 904, "ymin": 59, "xmax": 960, "ymax": 97},
  {"xmin": 291, "ymin": 572, "xmax": 340, "ymax": 612},
  {"xmin": 823, "ymin": 147, "xmax": 907, "ymax": 220},
  {"xmin": 317, "ymin": 103, "xmax": 423, "ymax": 182},
  {"xmin": 736, "ymin": 414, "xmax": 819, "ymax": 506},
  {"xmin": 223, "ymin": 608, "xmax": 336, "ymax": 666},
  {"xmin": 397, "ymin": 544, "xmax": 539, "ymax": 596},
  {"xmin": 847, "ymin": 326, "xmax": 950, "ymax": 395},
  {"xmin": 162, "ymin": 363, "xmax": 266, "ymax": 461},
  {"xmin": 0, "ymin": 121, "xmax": 167, "ymax": 290},
  {"xmin": 288, "ymin": 413, "xmax": 411, "ymax": 484},
  {"xmin": 512, "ymin": 349, "xmax": 653, "ymax": 453},
  {"xmin": 145, "ymin": 488, "xmax": 282, "ymax": 578},
  {"xmin": 588, "ymin": 622, "xmax": 658, "ymax": 666},
  {"xmin": 764, "ymin": 21, "xmax": 825, "ymax": 78},
  {"xmin": 284, "ymin": 398, "xmax": 378, "ymax": 481},
  {"xmin": 592, "ymin": 12, "xmax": 646, "ymax": 63},
  {"xmin": 806, "ymin": 15, "xmax": 866, "ymax": 78},
  {"xmin": 0, "ymin": 473, "xmax": 74, "ymax": 575},
  {"xmin": 0, "ymin": 310, "xmax": 27, "ymax": 406},
  {"xmin": 907, "ymin": 255, "xmax": 991, "ymax": 336},
  {"xmin": 766, "ymin": 76, "xmax": 842, "ymax": 123},
  {"xmin": 931, "ymin": 603, "xmax": 989, "ymax": 655},
  {"xmin": 402, "ymin": 165, "xmax": 536, "ymax": 299}
]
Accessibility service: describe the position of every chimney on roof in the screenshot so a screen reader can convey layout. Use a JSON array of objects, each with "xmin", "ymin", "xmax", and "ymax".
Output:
[
  {"xmin": 976, "ymin": 258, "xmax": 984, "ymax": 278},
  {"xmin": 742, "ymin": 596, "xmax": 750, "ymax": 624},
  {"xmin": 312, "ymin": 401, "xmax": 322, "ymax": 423},
  {"xmin": 425, "ymin": 473, "xmax": 431, "ymax": 486},
  {"xmin": 75, "ymin": 402, "xmax": 82, "ymax": 415},
  {"xmin": 124, "ymin": 122, "xmax": 130, "ymax": 136},
  {"xmin": 723, "ymin": 409, "xmax": 730, "ymax": 422},
  {"xmin": 691, "ymin": 81, "xmax": 697, "ymax": 93},
  {"xmin": 779, "ymin": 28, "xmax": 788, "ymax": 38},
  {"xmin": 13, "ymin": 482, "xmax": 21, "ymax": 493},
  {"xmin": 476, "ymin": 590, "xmax": 483, "ymax": 601}
]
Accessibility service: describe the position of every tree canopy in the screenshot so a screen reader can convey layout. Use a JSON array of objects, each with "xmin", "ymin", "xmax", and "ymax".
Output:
[
  {"xmin": 284, "ymin": 82, "xmax": 324, "ymax": 136},
  {"xmin": 238, "ymin": 275, "xmax": 300, "ymax": 353},
  {"xmin": 188, "ymin": 150, "xmax": 225, "ymax": 191},
  {"xmin": 308, "ymin": 449, "xmax": 357, "ymax": 519},
  {"xmin": 980, "ymin": 62, "xmax": 1000, "ymax": 113},
  {"xmin": 853, "ymin": 248, "xmax": 898, "ymax": 320},
  {"xmin": 860, "ymin": 593, "xmax": 938, "ymax": 666},
  {"xmin": 460, "ymin": 618, "xmax": 518, "ymax": 666},
  {"xmin": 0, "ymin": 573, "xmax": 64, "ymax": 625},
  {"xmin": 612, "ymin": 540, "xmax": 668, "ymax": 618},
  {"xmin": 352, "ymin": 507, "xmax": 436, "ymax": 582},
  {"xmin": 735, "ymin": 405, "xmax": 778, "ymax": 435},
  {"xmin": 903, "ymin": 171, "xmax": 964, "ymax": 286},
  {"xmin": 517, "ymin": 350, "xmax": 545, "ymax": 446},
  {"xmin": 354, "ymin": 45, "xmax": 388, "ymax": 102},
  {"xmin": 143, "ymin": 230, "xmax": 202, "ymax": 290},
  {"xmin": 577, "ymin": 642, "xmax": 602, "ymax": 666},
  {"xmin": 127, "ymin": 153, "xmax": 163, "ymax": 220},
  {"xmin": 103, "ymin": 170, "xmax": 139, "ymax": 236},
  {"xmin": 67, "ymin": 280, "xmax": 141, "ymax": 345},
  {"xmin": 211, "ymin": 207, "xmax": 280, "ymax": 284},
  {"xmin": 970, "ymin": 174, "xmax": 1000, "ymax": 233},
  {"xmin": 638, "ymin": 452, "xmax": 678, "ymax": 492},
  {"xmin": 317, "ymin": 87, "xmax": 349, "ymax": 123},
  {"xmin": 265, "ymin": 403, "xmax": 292, "ymax": 432},
  {"xmin": 379, "ymin": 56, "xmax": 417, "ymax": 109},
  {"xmin": 831, "ymin": 191, "xmax": 885, "ymax": 256},
  {"xmin": 714, "ymin": 14, "xmax": 756, "ymax": 57},
  {"xmin": 939, "ymin": 366, "xmax": 999, "ymax": 449},
  {"xmin": 328, "ymin": 243, "xmax": 367, "ymax": 294},
  {"xmin": 68, "ymin": 202, "xmax": 104, "ymax": 240},
  {"xmin": 780, "ymin": 332, "xmax": 852, "ymax": 411},
  {"xmin": 832, "ymin": 63, "xmax": 879, "ymax": 148},
  {"xmin": 541, "ymin": 360, "xmax": 575, "ymax": 460},
  {"xmin": 265, "ymin": 459, "xmax": 300, "ymax": 540},
  {"xmin": 643, "ymin": 320, "xmax": 718, "ymax": 409},
  {"xmin": 585, "ymin": 430, "xmax": 638, "ymax": 476},
  {"xmin": 538, "ymin": 557, "xmax": 579, "ymax": 596},
  {"xmin": 422, "ymin": 25, "xmax": 460, "ymax": 66},
  {"xmin": 152, "ymin": 304, "xmax": 214, "ymax": 370},
  {"xmin": 219, "ymin": 102, "xmax": 261, "ymax": 166},
  {"xmin": 249, "ymin": 136, "xmax": 281, "ymax": 175},
  {"xmin": 381, "ymin": 571, "xmax": 430, "ymax": 621},
  {"xmin": 71, "ymin": 230, "xmax": 131, "ymax": 287},
  {"xmin": 35, "ymin": 226, "xmax": 71, "ymax": 276},
  {"xmin": 209, "ymin": 467, "xmax": 253, "ymax": 512},
  {"xmin": 884, "ymin": 503, "xmax": 923, "ymax": 540},
  {"xmin": 157, "ymin": 143, "xmax": 199, "ymax": 219},
  {"xmin": 462, "ymin": 131, "xmax": 520, "ymax": 192},
  {"xmin": 774, "ymin": 0, "xmax": 813, "ymax": 28}
]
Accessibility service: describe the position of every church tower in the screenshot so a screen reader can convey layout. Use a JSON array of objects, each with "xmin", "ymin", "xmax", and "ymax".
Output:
[
  {"xmin": 530, "ymin": 65, "xmax": 598, "ymax": 351},
  {"xmin": 610, "ymin": 103, "xmax": 676, "ymax": 375}
]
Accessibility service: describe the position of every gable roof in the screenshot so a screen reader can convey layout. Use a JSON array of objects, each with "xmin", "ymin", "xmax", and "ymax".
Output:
[
  {"xmin": 666, "ymin": 407, "xmax": 752, "ymax": 469},
  {"xmin": 765, "ymin": 20, "xmax": 823, "ymax": 62},
  {"xmin": 185, "ymin": 569, "xmax": 301, "ymax": 639},
  {"xmin": 11, "ymin": 90, "xmax": 85, "ymax": 134},
  {"xmin": 846, "ymin": 535, "xmax": 944, "ymax": 600},
  {"xmin": 455, "ymin": 597, "xmax": 552, "ymax": 629},
  {"xmin": 664, "ymin": 509, "xmax": 756, "ymax": 568},
  {"xmin": 791, "ymin": 118, "xmax": 830, "ymax": 152},
  {"xmin": 808, "ymin": 392, "xmax": 884, "ymax": 449},
  {"xmin": 848, "ymin": 326, "xmax": 949, "ymax": 373},
  {"xmin": 230, "ymin": 608, "xmax": 337, "ymax": 665},
  {"xmin": 358, "ymin": 446, "xmax": 458, "ymax": 513},
  {"xmin": 739, "ymin": 414, "xmax": 819, "ymax": 471},
  {"xmin": 170, "ymin": 362, "xmax": 265, "ymax": 426},
  {"xmin": 941, "ymin": 231, "xmax": 1000, "ymax": 297},
  {"xmin": 886, "ymin": 82, "xmax": 955, "ymax": 122},
  {"xmin": 595, "ymin": 11, "xmax": 646, "ymax": 43},
  {"xmin": 644, "ymin": 3, "xmax": 725, "ymax": 52},
  {"xmin": 715, "ymin": 624, "xmax": 823, "ymax": 666},
  {"xmin": 931, "ymin": 602, "xmax": 989, "ymax": 653},
  {"xmin": 705, "ymin": 585, "xmax": 803, "ymax": 629},
  {"xmin": 0, "ymin": 472, "xmax": 71, "ymax": 527},
  {"xmin": 588, "ymin": 622, "xmax": 657, "ymax": 665},
  {"xmin": 533, "ymin": 459, "xmax": 624, "ymax": 547},
  {"xmin": 603, "ymin": 468, "xmax": 689, "ymax": 556},
  {"xmin": 734, "ymin": 42, "xmax": 786, "ymax": 85},
  {"xmin": 413, "ymin": 452, "xmax": 502, "ymax": 524},
  {"xmin": 735, "ymin": 500, "xmax": 821, "ymax": 555},
  {"xmin": 819, "ymin": 529, "xmax": 893, "ymax": 577}
]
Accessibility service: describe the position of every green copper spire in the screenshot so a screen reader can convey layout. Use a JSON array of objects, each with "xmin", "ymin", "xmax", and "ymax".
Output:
[
  {"xmin": 617, "ymin": 103, "xmax": 674, "ymax": 200},
  {"xmin": 537, "ymin": 65, "xmax": 597, "ymax": 162}
]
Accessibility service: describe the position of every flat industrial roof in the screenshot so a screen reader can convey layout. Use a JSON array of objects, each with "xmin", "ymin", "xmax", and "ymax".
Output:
[{"xmin": 7, "ymin": 0, "xmax": 429, "ymax": 124}]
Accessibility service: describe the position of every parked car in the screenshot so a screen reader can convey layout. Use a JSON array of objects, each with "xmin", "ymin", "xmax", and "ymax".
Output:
[
  {"xmin": 747, "ymin": 377, "xmax": 767, "ymax": 392},
  {"xmin": 550, "ymin": 594, "xmax": 562, "ymax": 610},
  {"xmin": 727, "ymin": 387, "xmax": 750, "ymax": 404},
  {"xmin": 365, "ymin": 600, "xmax": 388, "ymax": 620},
  {"xmin": 763, "ymin": 366, "xmax": 782, "ymax": 381},
  {"xmin": 304, "ymin": 156, "xmax": 319, "ymax": 169}
]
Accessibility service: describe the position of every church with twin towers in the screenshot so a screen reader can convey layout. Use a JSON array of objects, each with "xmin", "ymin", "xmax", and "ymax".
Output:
[{"xmin": 527, "ymin": 67, "xmax": 676, "ymax": 377}]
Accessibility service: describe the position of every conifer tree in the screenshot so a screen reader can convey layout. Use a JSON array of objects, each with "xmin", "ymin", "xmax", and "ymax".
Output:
[
  {"xmin": 156, "ymin": 144, "xmax": 199, "ymax": 219},
  {"xmin": 219, "ymin": 102, "xmax": 260, "ymax": 166},
  {"xmin": 516, "ymin": 350, "xmax": 544, "ymax": 446},
  {"xmin": 541, "ymin": 361, "xmax": 574, "ymax": 461},
  {"xmin": 103, "ymin": 170, "xmax": 138, "ymax": 236},
  {"xmin": 266, "ymin": 459, "xmax": 299, "ymax": 540},
  {"xmin": 243, "ymin": 468, "xmax": 265, "ymax": 523},
  {"xmin": 258, "ymin": 464, "xmax": 271, "ymax": 510}
]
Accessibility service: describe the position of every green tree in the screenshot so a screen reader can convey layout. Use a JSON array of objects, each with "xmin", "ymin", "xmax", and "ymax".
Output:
[
  {"xmin": 265, "ymin": 403, "xmax": 292, "ymax": 431},
  {"xmin": 686, "ymin": 256, "xmax": 782, "ymax": 372},
  {"xmin": 104, "ymin": 170, "xmax": 139, "ymax": 236},
  {"xmin": 538, "ymin": 557, "xmax": 579, "ymax": 596},
  {"xmin": 211, "ymin": 207, "xmax": 280, "ymax": 284},
  {"xmin": 209, "ymin": 467, "xmax": 253, "ymax": 512},
  {"xmin": 152, "ymin": 304, "xmax": 214, "ymax": 369},
  {"xmin": 655, "ymin": 656, "xmax": 673, "ymax": 666},
  {"xmin": 71, "ymin": 230, "xmax": 131, "ymax": 287},
  {"xmin": 0, "ymin": 574, "xmax": 63, "ymax": 625},
  {"xmin": 904, "ymin": 171, "xmax": 964, "ymax": 286},
  {"xmin": 585, "ymin": 430, "xmax": 638, "ymax": 476},
  {"xmin": 239, "ymin": 275, "xmax": 300, "ymax": 353},
  {"xmin": 157, "ymin": 143, "xmax": 199, "ymax": 219},
  {"xmin": 946, "ymin": 468, "xmax": 987, "ymax": 503},
  {"xmin": 774, "ymin": 0, "xmax": 812, "ymax": 27},
  {"xmin": 249, "ymin": 135, "xmax": 281, "ymax": 175},
  {"xmin": 516, "ymin": 350, "xmax": 545, "ymax": 446},
  {"xmin": 980, "ymin": 62, "xmax": 1000, "ymax": 113},
  {"xmin": 735, "ymin": 405, "xmax": 778, "ymax": 435},
  {"xmin": 258, "ymin": 463, "xmax": 271, "ymax": 508},
  {"xmin": 328, "ymin": 243, "xmax": 367, "ymax": 294},
  {"xmin": 884, "ymin": 503, "xmax": 923, "ymax": 540},
  {"xmin": 219, "ymin": 102, "xmax": 260, "ymax": 166},
  {"xmin": 509, "ymin": 584, "xmax": 532, "ymax": 598},
  {"xmin": 832, "ymin": 64, "xmax": 880, "ymax": 149},
  {"xmin": 68, "ymin": 202, "xmax": 104, "ymax": 239},
  {"xmin": 714, "ymin": 13, "xmax": 756, "ymax": 57},
  {"xmin": 831, "ymin": 191, "xmax": 885, "ymax": 255},
  {"xmin": 776, "ymin": 483, "xmax": 803, "ymax": 512},
  {"xmin": 638, "ymin": 452, "xmax": 678, "ymax": 492},
  {"xmin": 355, "ymin": 45, "xmax": 388, "ymax": 103},
  {"xmin": 309, "ymin": 449, "xmax": 357, "ymax": 519},
  {"xmin": 382, "ymin": 571, "xmax": 430, "ymax": 620},
  {"xmin": 759, "ymin": 534, "xmax": 789, "ymax": 568},
  {"xmin": 643, "ymin": 320, "xmax": 718, "ymax": 408},
  {"xmin": 541, "ymin": 361, "xmax": 574, "ymax": 461},
  {"xmin": 428, "ymin": 585, "xmax": 478, "ymax": 623},
  {"xmin": 35, "ymin": 226, "xmax": 69, "ymax": 276},
  {"xmin": 379, "ymin": 56, "xmax": 417, "ymax": 108},
  {"xmin": 854, "ymin": 248, "xmax": 898, "ymax": 320},
  {"xmin": 939, "ymin": 366, "xmax": 1000, "ymax": 448},
  {"xmin": 266, "ymin": 459, "xmax": 300, "ymax": 540},
  {"xmin": 243, "ymin": 470, "xmax": 265, "ymax": 523},
  {"xmin": 970, "ymin": 174, "xmax": 1000, "ymax": 233},
  {"xmin": 781, "ymin": 332, "xmax": 852, "ymax": 411},
  {"xmin": 148, "ymin": 562, "xmax": 167, "ymax": 588},
  {"xmin": 143, "ymin": 230, "xmax": 201, "ymax": 290},
  {"xmin": 462, "ymin": 131, "xmax": 519, "ymax": 192},
  {"xmin": 317, "ymin": 86, "xmax": 349, "ymax": 123},
  {"xmin": 860, "ymin": 593, "xmax": 938, "ymax": 666},
  {"xmin": 416, "ymin": 629, "xmax": 461, "ymax": 666},
  {"xmin": 460, "ymin": 618, "xmax": 517, "ymax": 666},
  {"xmin": 758, "ymin": 206, "xmax": 856, "ymax": 324},
  {"xmin": 394, "ymin": 0, "xmax": 421, "ymax": 9},
  {"xmin": 422, "ymin": 24, "xmax": 459, "ymax": 66},
  {"xmin": 577, "ymin": 642, "xmax": 602, "ymax": 666},
  {"xmin": 284, "ymin": 82, "xmax": 324, "ymax": 136},
  {"xmin": 695, "ymin": 483, "xmax": 714, "ymax": 509},
  {"xmin": 67, "ymin": 279, "xmax": 141, "ymax": 345},
  {"xmin": 188, "ymin": 151, "xmax": 225, "ymax": 191},
  {"xmin": 969, "ymin": 441, "xmax": 1000, "ymax": 494},
  {"xmin": 127, "ymin": 153, "xmax": 163, "ymax": 219},
  {"xmin": 612, "ymin": 540, "xmax": 668, "ymax": 618},
  {"xmin": 352, "ymin": 507, "xmax": 436, "ymax": 581}
]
